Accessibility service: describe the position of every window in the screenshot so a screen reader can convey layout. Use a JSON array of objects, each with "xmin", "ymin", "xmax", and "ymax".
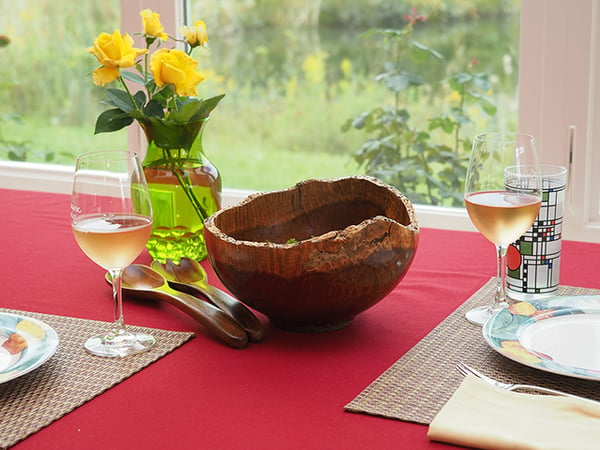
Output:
[
  {"xmin": 185, "ymin": 0, "xmax": 520, "ymax": 203},
  {"xmin": 518, "ymin": 0, "xmax": 600, "ymax": 241},
  {"xmin": 0, "ymin": 0, "xmax": 520, "ymax": 202},
  {"xmin": 1, "ymin": 0, "xmax": 599, "ymax": 243},
  {"xmin": 0, "ymin": 0, "xmax": 126, "ymax": 163}
]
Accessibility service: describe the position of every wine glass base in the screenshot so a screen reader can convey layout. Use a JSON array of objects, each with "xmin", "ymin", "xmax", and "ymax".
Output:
[
  {"xmin": 84, "ymin": 331, "xmax": 155, "ymax": 357},
  {"xmin": 465, "ymin": 305, "xmax": 494, "ymax": 326}
]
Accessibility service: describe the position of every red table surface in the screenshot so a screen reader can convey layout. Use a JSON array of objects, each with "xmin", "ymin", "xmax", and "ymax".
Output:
[{"xmin": 2, "ymin": 188, "xmax": 600, "ymax": 449}]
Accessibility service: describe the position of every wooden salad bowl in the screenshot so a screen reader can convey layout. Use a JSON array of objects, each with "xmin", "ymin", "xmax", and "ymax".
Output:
[{"xmin": 204, "ymin": 176, "xmax": 419, "ymax": 332}]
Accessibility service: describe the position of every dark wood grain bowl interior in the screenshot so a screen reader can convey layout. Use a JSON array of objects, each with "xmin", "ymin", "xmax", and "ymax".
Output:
[
  {"xmin": 204, "ymin": 176, "xmax": 419, "ymax": 332},
  {"xmin": 213, "ymin": 177, "xmax": 413, "ymax": 244}
]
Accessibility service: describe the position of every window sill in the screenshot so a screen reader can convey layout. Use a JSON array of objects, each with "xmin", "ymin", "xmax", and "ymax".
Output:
[{"xmin": 0, "ymin": 160, "xmax": 476, "ymax": 233}]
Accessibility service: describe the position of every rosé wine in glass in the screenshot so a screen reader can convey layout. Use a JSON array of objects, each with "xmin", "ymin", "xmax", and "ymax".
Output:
[
  {"xmin": 463, "ymin": 133, "xmax": 542, "ymax": 325},
  {"xmin": 465, "ymin": 191, "xmax": 541, "ymax": 247},
  {"xmin": 72, "ymin": 213, "xmax": 152, "ymax": 271},
  {"xmin": 71, "ymin": 150, "xmax": 155, "ymax": 357}
]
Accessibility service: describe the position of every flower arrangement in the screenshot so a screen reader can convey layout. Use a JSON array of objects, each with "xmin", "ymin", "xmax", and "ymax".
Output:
[
  {"xmin": 87, "ymin": 9, "xmax": 225, "ymax": 262},
  {"xmin": 87, "ymin": 9, "xmax": 224, "ymax": 146}
]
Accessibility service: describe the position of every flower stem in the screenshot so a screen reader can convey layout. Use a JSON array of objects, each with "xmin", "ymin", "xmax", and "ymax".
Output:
[
  {"xmin": 119, "ymin": 76, "xmax": 141, "ymax": 112},
  {"xmin": 172, "ymin": 168, "xmax": 209, "ymax": 221},
  {"xmin": 144, "ymin": 52, "xmax": 149, "ymax": 84},
  {"xmin": 161, "ymin": 148, "xmax": 209, "ymax": 222}
]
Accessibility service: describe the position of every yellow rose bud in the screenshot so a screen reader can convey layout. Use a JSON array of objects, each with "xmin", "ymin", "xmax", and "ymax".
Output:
[
  {"xmin": 180, "ymin": 20, "xmax": 208, "ymax": 48},
  {"xmin": 150, "ymin": 48, "xmax": 204, "ymax": 96},
  {"xmin": 141, "ymin": 9, "xmax": 168, "ymax": 41},
  {"xmin": 87, "ymin": 30, "xmax": 147, "ymax": 86}
]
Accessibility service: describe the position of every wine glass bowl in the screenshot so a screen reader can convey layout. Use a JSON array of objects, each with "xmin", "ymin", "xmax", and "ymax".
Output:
[
  {"xmin": 464, "ymin": 133, "xmax": 542, "ymax": 325},
  {"xmin": 71, "ymin": 150, "xmax": 155, "ymax": 357}
]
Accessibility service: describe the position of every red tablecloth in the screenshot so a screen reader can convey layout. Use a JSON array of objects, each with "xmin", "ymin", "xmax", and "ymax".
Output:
[{"xmin": 3, "ymin": 188, "xmax": 600, "ymax": 449}]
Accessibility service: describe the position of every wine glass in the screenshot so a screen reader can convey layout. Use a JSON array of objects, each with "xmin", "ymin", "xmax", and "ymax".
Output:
[
  {"xmin": 464, "ymin": 132, "xmax": 542, "ymax": 325},
  {"xmin": 71, "ymin": 150, "xmax": 155, "ymax": 357}
]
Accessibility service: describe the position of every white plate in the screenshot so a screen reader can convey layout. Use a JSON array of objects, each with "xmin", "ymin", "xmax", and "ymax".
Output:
[
  {"xmin": 0, "ymin": 313, "xmax": 59, "ymax": 384},
  {"xmin": 483, "ymin": 296, "xmax": 600, "ymax": 381}
]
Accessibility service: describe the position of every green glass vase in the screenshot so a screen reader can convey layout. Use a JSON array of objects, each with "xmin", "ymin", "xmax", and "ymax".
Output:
[{"xmin": 141, "ymin": 119, "xmax": 221, "ymax": 263}]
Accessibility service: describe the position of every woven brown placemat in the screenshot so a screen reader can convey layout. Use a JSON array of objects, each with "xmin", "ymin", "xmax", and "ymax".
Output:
[
  {"xmin": 0, "ymin": 309, "xmax": 194, "ymax": 449},
  {"xmin": 344, "ymin": 278, "xmax": 600, "ymax": 425}
]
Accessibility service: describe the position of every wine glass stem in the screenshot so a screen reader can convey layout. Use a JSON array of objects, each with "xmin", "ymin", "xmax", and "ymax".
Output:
[
  {"xmin": 109, "ymin": 269, "xmax": 127, "ymax": 336},
  {"xmin": 494, "ymin": 244, "xmax": 509, "ymax": 310}
]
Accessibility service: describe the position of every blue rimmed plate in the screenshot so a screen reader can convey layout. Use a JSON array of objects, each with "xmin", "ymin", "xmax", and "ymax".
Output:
[
  {"xmin": 0, "ymin": 313, "xmax": 59, "ymax": 384},
  {"xmin": 483, "ymin": 296, "xmax": 600, "ymax": 381}
]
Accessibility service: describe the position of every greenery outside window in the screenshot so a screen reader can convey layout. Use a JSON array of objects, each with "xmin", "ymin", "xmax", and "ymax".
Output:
[
  {"xmin": 0, "ymin": 0, "xmax": 126, "ymax": 164},
  {"xmin": 0, "ymin": 1, "xmax": 519, "ymax": 203},
  {"xmin": 1, "ymin": 0, "xmax": 599, "ymax": 243}
]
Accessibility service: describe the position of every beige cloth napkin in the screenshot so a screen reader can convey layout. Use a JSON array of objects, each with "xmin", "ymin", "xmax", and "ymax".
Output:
[{"xmin": 427, "ymin": 374, "xmax": 600, "ymax": 450}]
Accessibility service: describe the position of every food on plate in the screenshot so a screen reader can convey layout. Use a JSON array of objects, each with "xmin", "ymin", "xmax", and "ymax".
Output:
[
  {"xmin": 16, "ymin": 319, "xmax": 46, "ymax": 340},
  {"xmin": 2, "ymin": 333, "xmax": 27, "ymax": 355}
]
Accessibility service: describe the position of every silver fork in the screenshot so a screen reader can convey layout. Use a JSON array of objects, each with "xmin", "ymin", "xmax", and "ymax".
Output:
[{"xmin": 456, "ymin": 363, "xmax": 600, "ymax": 405}]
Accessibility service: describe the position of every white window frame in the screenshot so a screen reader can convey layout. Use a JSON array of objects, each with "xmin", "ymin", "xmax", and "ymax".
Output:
[
  {"xmin": 519, "ymin": 0, "xmax": 600, "ymax": 242},
  {"xmin": 1, "ymin": 0, "xmax": 599, "ymax": 241}
]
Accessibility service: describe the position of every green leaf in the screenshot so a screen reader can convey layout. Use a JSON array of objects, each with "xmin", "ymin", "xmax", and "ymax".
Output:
[
  {"xmin": 412, "ymin": 142, "xmax": 427, "ymax": 155},
  {"xmin": 472, "ymin": 73, "xmax": 492, "ymax": 91},
  {"xmin": 106, "ymin": 89, "xmax": 137, "ymax": 113},
  {"xmin": 378, "ymin": 72, "xmax": 424, "ymax": 93},
  {"xmin": 149, "ymin": 83, "xmax": 172, "ymax": 106},
  {"xmin": 481, "ymin": 101, "xmax": 497, "ymax": 116},
  {"xmin": 428, "ymin": 116, "xmax": 456, "ymax": 134},
  {"xmin": 94, "ymin": 108, "xmax": 133, "ymax": 134},
  {"xmin": 351, "ymin": 111, "xmax": 372, "ymax": 130},
  {"xmin": 129, "ymin": 109, "xmax": 147, "ymax": 121},
  {"xmin": 133, "ymin": 90, "xmax": 146, "ymax": 107},
  {"xmin": 191, "ymin": 94, "xmax": 226, "ymax": 122},
  {"xmin": 341, "ymin": 118, "xmax": 354, "ymax": 132},
  {"xmin": 121, "ymin": 70, "xmax": 145, "ymax": 85},
  {"xmin": 169, "ymin": 99, "xmax": 203, "ymax": 123},
  {"xmin": 383, "ymin": 74, "xmax": 409, "ymax": 92},
  {"xmin": 372, "ymin": 28, "xmax": 406, "ymax": 39},
  {"xmin": 144, "ymin": 99, "xmax": 165, "ymax": 118},
  {"xmin": 411, "ymin": 41, "xmax": 444, "ymax": 60},
  {"xmin": 467, "ymin": 91, "xmax": 497, "ymax": 116},
  {"xmin": 8, "ymin": 150, "xmax": 26, "ymax": 161},
  {"xmin": 449, "ymin": 72, "xmax": 472, "ymax": 91},
  {"xmin": 450, "ymin": 107, "xmax": 471, "ymax": 125}
]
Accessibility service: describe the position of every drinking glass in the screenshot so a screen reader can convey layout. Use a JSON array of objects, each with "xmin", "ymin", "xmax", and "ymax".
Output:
[
  {"xmin": 464, "ymin": 132, "xmax": 542, "ymax": 325},
  {"xmin": 71, "ymin": 150, "xmax": 155, "ymax": 357}
]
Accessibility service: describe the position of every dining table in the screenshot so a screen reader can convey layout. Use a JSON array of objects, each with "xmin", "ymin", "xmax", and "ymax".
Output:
[{"xmin": 2, "ymin": 187, "xmax": 600, "ymax": 449}]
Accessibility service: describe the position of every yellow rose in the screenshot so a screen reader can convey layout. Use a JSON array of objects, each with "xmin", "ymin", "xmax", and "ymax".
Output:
[
  {"xmin": 180, "ymin": 20, "xmax": 208, "ymax": 48},
  {"xmin": 140, "ymin": 9, "xmax": 168, "ymax": 41},
  {"xmin": 150, "ymin": 48, "xmax": 204, "ymax": 96},
  {"xmin": 87, "ymin": 30, "xmax": 147, "ymax": 86}
]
